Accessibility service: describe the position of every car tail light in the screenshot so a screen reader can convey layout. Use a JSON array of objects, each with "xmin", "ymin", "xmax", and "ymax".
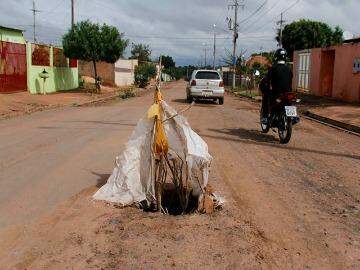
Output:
[
  {"xmin": 219, "ymin": 81, "xmax": 224, "ymax": 87},
  {"xmin": 191, "ymin": 80, "xmax": 196, "ymax": 86}
]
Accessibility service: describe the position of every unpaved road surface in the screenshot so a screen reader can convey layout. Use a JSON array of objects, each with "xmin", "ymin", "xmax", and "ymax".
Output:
[{"xmin": 0, "ymin": 81, "xmax": 359, "ymax": 269}]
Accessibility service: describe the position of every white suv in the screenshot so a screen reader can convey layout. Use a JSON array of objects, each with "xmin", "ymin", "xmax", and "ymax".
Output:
[{"xmin": 186, "ymin": 70, "xmax": 225, "ymax": 104}]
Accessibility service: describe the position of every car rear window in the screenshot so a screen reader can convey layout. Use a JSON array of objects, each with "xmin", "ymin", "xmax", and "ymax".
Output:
[{"xmin": 195, "ymin": 71, "xmax": 220, "ymax": 80}]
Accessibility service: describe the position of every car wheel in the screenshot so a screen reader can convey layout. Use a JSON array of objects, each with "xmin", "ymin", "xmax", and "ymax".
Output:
[
  {"xmin": 187, "ymin": 95, "xmax": 193, "ymax": 103},
  {"xmin": 218, "ymin": 98, "xmax": 224, "ymax": 105}
]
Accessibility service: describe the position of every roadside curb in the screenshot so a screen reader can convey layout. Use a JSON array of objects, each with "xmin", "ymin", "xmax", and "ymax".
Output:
[
  {"xmin": 227, "ymin": 91, "xmax": 261, "ymax": 103},
  {"xmin": 237, "ymin": 93, "xmax": 262, "ymax": 102},
  {"xmin": 228, "ymin": 90, "xmax": 360, "ymax": 136},
  {"xmin": 303, "ymin": 111, "xmax": 360, "ymax": 135},
  {"xmin": 75, "ymin": 93, "xmax": 119, "ymax": 107}
]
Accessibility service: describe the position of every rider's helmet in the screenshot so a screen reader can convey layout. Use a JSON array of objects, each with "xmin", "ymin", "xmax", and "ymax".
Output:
[{"xmin": 274, "ymin": 48, "xmax": 287, "ymax": 63}]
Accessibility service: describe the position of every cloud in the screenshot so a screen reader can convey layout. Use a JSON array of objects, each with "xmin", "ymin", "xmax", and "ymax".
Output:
[{"xmin": 0, "ymin": 0, "xmax": 358, "ymax": 66}]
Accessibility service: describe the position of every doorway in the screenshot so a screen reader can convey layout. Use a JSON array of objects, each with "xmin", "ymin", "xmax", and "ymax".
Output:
[{"xmin": 319, "ymin": 50, "xmax": 335, "ymax": 97}]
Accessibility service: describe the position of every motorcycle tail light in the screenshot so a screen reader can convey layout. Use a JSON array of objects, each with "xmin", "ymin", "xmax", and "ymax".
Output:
[{"xmin": 285, "ymin": 92, "xmax": 296, "ymax": 101}]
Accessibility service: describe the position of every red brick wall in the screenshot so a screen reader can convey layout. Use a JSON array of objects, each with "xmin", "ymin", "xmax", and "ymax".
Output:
[{"xmin": 78, "ymin": 61, "xmax": 115, "ymax": 86}]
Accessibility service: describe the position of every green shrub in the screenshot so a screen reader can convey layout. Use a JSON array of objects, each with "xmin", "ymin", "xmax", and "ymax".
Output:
[
  {"xmin": 135, "ymin": 63, "xmax": 156, "ymax": 88},
  {"xmin": 119, "ymin": 88, "xmax": 136, "ymax": 99},
  {"xmin": 163, "ymin": 67, "xmax": 182, "ymax": 80}
]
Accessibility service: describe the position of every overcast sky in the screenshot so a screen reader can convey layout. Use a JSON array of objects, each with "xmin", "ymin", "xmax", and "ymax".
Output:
[{"xmin": 0, "ymin": 0, "xmax": 359, "ymax": 66}]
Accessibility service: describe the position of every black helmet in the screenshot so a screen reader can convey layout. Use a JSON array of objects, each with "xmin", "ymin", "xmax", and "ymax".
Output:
[{"xmin": 274, "ymin": 48, "xmax": 287, "ymax": 62}]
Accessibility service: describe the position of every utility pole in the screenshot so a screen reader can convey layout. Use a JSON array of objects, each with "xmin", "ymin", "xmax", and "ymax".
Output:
[
  {"xmin": 204, "ymin": 47, "xmax": 207, "ymax": 67},
  {"xmin": 71, "ymin": 0, "xmax": 75, "ymax": 27},
  {"xmin": 228, "ymin": 0, "xmax": 244, "ymax": 89},
  {"xmin": 202, "ymin": 43, "xmax": 207, "ymax": 68},
  {"xmin": 31, "ymin": 0, "xmax": 41, "ymax": 43},
  {"xmin": 213, "ymin": 24, "xmax": 216, "ymax": 70},
  {"xmin": 277, "ymin": 12, "xmax": 285, "ymax": 47}
]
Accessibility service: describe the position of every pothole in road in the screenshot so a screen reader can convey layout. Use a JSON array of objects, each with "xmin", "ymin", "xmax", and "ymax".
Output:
[
  {"xmin": 140, "ymin": 183, "xmax": 223, "ymax": 216},
  {"xmin": 160, "ymin": 184, "xmax": 199, "ymax": 215}
]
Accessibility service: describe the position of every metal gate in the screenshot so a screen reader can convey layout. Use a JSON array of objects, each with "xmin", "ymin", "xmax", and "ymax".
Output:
[{"xmin": 0, "ymin": 41, "xmax": 27, "ymax": 93}]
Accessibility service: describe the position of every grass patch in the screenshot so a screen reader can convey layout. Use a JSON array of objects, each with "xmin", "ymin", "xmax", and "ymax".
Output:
[{"xmin": 236, "ymin": 90, "xmax": 260, "ymax": 98}]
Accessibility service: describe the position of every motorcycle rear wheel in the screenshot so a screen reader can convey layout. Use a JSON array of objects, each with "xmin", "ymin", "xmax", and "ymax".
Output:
[
  {"xmin": 260, "ymin": 109, "xmax": 270, "ymax": 133},
  {"xmin": 278, "ymin": 114, "xmax": 292, "ymax": 144}
]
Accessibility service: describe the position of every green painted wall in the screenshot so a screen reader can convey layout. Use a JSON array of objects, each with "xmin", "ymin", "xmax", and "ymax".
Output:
[
  {"xmin": 0, "ymin": 28, "xmax": 26, "ymax": 44},
  {"xmin": 26, "ymin": 43, "xmax": 79, "ymax": 94}
]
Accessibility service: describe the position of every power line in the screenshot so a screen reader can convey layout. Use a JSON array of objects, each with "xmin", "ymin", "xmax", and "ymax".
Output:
[
  {"xmin": 242, "ymin": 0, "xmax": 300, "ymax": 35},
  {"xmin": 125, "ymin": 35, "xmax": 231, "ymax": 40},
  {"xmin": 240, "ymin": 0, "xmax": 281, "ymax": 32},
  {"xmin": 42, "ymin": 0, "xmax": 65, "ymax": 18},
  {"xmin": 239, "ymin": 0, "xmax": 267, "ymax": 24}
]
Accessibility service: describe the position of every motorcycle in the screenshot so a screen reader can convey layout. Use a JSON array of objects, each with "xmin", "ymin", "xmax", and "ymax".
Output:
[{"xmin": 260, "ymin": 92, "xmax": 300, "ymax": 144}]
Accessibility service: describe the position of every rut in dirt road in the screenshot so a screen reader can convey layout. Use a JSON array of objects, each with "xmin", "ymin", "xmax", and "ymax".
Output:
[{"xmin": 0, "ymin": 81, "xmax": 359, "ymax": 269}]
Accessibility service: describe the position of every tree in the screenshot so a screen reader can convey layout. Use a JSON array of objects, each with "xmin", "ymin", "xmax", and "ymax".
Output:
[
  {"xmin": 221, "ymin": 48, "xmax": 248, "ymax": 74},
  {"xmin": 63, "ymin": 20, "xmax": 128, "ymax": 91},
  {"xmin": 278, "ymin": 19, "xmax": 343, "ymax": 59},
  {"xmin": 129, "ymin": 43, "xmax": 151, "ymax": 62},
  {"xmin": 161, "ymin": 55, "xmax": 175, "ymax": 69},
  {"xmin": 134, "ymin": 62, "xmax": 156, "ymax": 88}
]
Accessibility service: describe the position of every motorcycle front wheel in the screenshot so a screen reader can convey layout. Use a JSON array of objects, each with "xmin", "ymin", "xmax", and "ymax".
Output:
[{"xmin": 278, "ymin": 114, "xmax": 292, "ymax": 144}]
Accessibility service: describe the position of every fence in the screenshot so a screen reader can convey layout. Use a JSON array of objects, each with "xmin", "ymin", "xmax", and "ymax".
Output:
[
  {"xmin": 26, "ymin": 43, "xmax": 79, "ymax": 94},
  {"xmin": 222, "ymin": 71, "xmax": 241, "ymax": 87},
  {"xmin": 0, "ymin": 41, "xmax": 27, "ymax": 93}
]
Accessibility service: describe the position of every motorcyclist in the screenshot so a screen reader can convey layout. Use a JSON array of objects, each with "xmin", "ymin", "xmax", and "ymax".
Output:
[{"xmin": 260, "ymin": 48, "xmax": 293, "ymax": 124}]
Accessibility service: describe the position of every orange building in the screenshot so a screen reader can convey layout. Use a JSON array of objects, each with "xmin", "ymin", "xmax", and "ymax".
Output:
[
  {"xmin": 292, "ymin": 42, "xmax": 360, "ymax": 102},
  {"xmin": 245, "ymin": 55, "xmax": 270, "ymax": 68}
]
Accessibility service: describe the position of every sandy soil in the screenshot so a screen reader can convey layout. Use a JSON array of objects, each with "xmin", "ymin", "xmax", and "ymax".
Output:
[{"xmin": 0, "ymin": 81, "xmax": 359, "ymax": 269}]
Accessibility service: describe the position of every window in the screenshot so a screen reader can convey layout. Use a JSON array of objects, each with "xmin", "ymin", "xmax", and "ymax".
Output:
[
  {"xmin": 195, "ymin": 71, "xmax": 220, "ymax": 80},
  {"xmin": 31, "ymin": 44, "xmax": 50, "ymax": 66}
]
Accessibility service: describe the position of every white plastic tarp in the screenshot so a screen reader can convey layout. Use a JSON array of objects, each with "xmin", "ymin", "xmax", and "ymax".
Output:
[{"xmin": 93, "ymin": 101, "xmax": 212, "ymax": 205}]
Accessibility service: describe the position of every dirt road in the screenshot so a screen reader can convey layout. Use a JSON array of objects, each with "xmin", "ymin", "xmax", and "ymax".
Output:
[{"xmin": 1, "ymin": 81, "xmax": 359, "ymax": 269}]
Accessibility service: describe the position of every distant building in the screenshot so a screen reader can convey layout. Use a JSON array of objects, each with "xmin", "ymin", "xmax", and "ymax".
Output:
[
  {"xmin": 79, "ymin": 59, "xmax": 138, "ymax": 87},
  {"xmin": 246, "ymin": 55, "xmax": 270, "ymax": 68},
  {"xmin": 220, "ymin": 66, "xmax": 231, "ymax": 73},
  {"xmin": 344, "ymin": 37, "xmax": 360, "ymax": 44},
  {"xmin": 0, "ymin": 25, "xmax": 26, "ymax": 44},
  {"xmin": 292, "ymin": 43, "xmax": 360, "ymax": 102}
]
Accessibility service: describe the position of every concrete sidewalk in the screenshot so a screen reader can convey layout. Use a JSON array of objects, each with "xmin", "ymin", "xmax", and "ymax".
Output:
[
  {"xmin": 0, "ymin": 83, "xmax": 150, "ymax": 120},
  {"xmin": 298, "ymin": 93, "xmax": 360, "ymax": 133}
]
